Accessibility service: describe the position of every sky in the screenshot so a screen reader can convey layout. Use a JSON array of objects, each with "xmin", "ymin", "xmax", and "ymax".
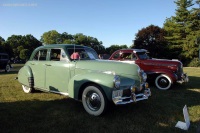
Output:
[{"xmin": 0, "ymin": 0, "xmax": 177, "ymax": 48}]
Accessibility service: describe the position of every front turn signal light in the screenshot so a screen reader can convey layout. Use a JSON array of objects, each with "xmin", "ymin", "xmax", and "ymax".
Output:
[
  {"xmin": 131, "ymin": 86, "xmax": 136, "ymax": 92},
  {"xmin": 145, "ymin": 83, "xmax": 149, "ymax": 88}
]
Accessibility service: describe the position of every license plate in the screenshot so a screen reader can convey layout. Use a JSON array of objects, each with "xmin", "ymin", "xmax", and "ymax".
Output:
[{"xmin": 112, "ymin": 90, "xmax": 123, "ymax": 97}]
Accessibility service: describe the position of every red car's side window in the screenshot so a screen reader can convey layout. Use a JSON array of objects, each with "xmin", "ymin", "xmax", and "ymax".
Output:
[{"xmin": 112, "ymin": 52, "xmax": 120, "ymax": 60}]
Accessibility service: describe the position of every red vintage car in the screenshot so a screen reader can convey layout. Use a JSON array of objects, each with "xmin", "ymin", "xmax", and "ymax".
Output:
[{"xmin": 109, "ymin": 49, "xmax": 189, "ymax": 90}]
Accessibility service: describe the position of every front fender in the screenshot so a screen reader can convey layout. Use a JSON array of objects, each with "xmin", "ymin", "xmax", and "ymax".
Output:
[
  {"xmin": 18, "ymin": 65, "xmax": 34, "ymax": 87},
  {"xmin": 146, "ymin": 69, "xmax": 177, "ymax": 82},
  {"xmin": 68, "ymin": 72, "xmax": 116, "ymax": 101}
]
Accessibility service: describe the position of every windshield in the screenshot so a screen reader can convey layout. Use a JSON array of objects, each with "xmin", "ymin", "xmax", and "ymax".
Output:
[
  {"xmin": 137, "ymin": 52, "xmax": 149, "ymax": 60},
  {"xmin": 68, "ymin": 48, "xmax": 99, "ymax": 60}
]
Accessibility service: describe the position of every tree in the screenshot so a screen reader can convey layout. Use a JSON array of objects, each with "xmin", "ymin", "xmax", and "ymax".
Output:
[
  {"xmin": 41, "ymin": 30, "xmax": 61, "ymax": 44},
  {"xmin": 106, "ymin": 44, "xmax": 128, "ymax": 55},
  {"xmin": 22, "ymin": 34, "xmax": 42, "ymax": 51},
  {"xmin": 40, "ymin": 31, "xmax": 104, "ymax": 53},
  {"xmin": 163, "ymin": 0, "xmax": 194, "ymax": 61},
  {"xmin": 40, "ymin": 30, "xmax": 105, "ymax": 54},
  {"xmin": 6, "ymin": 34, "xmax": 42, "ymax": 59},
  {"xmin": 132, "ymin": 25, "xmax": 168, "ymax": 58},
  {"xmin": 6, "ymin": 35, "xmax": 24, "ymax": 58},
  {"xmin": 73, "ymin": 33, "xmax": 88, "ymax": 45},
  {"xmin": 182, "ymin": 0, "xmax": 200, "ymax": 59},
  {"xmin": 72, "ymin": 33, "xmax": 105, "ymax": 53},
  {"xmin": 60, "ymin": 32, "xmax": 74, "ymax": 44},
  {"xmin": 20, "ymin": 49, "xmax": 29, "ymax": 60},
  {"xmin": 0, "ymin": 36, "xmax": 5, "ymax": 53}
]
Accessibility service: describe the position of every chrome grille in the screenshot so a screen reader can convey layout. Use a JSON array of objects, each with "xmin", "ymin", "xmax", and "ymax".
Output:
[{"xmin": 176, "ymin": 63, "xmax": 183, "ymax": 79}]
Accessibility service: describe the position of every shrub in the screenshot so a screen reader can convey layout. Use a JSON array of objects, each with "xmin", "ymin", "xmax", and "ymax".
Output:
[{"xmin": 188, "ymin": 58, "xmax": 200, "ymax": 67}]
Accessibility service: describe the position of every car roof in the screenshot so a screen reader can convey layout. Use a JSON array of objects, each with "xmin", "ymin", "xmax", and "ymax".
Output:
[
  {"xmin": 35, "ymin": 44, "xmax": 95, "ymax": 52},
  {"xmin": 37, "ymin": 44, "xmax": 88, "ymax": 49},
  {"xmin": 119, "ymin": 49, "xmax": 147, "ymax": 53}
]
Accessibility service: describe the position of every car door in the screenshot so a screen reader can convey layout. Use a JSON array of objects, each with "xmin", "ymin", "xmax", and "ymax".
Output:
[
  {"xmin": 45, "ymin": 48, "xmax": 70, "ymax": 95},
  {"xmin": 28, "ymin": 49, "xmax": 48, "ymax": 90}
]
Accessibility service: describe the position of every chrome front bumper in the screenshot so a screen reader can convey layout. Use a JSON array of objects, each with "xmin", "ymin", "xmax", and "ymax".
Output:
[
  {"xmin": 177, "ymin": 73, "xmax": 189, "ymax": 84},
  {"xmin": 112, "ymin": 88, "xmax": 151, "ymax": 105}
]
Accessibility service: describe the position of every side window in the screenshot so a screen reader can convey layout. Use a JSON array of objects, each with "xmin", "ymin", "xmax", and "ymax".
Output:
[
  {"xmin": 60, "ymin": 49, "xmax": 67, "ymax": 61},
  {"xmin": 68, "ymin": 49, "xmax": 83, "ymax": 60},
  {"xmin": 33, "ymin": 49, "xmax": 47, "ymax": 61},
  {"xmin": 123, "ymin": 53, "xmax": 132, "ymax": 60},
  {"xmin": 112, "ymin": 52, "xmax": 120, "ymax": 59},
  {"xmin": 119, "ymin": 52, "xmax": 132, "ymax": 60},
  {"xmin": 50, "ymin": 49, "xmax": 67, "ymax": 61},
  {"xmin": 119, "ymin": 53, "xmax": 126, "ymax": 60},
  {"xmin": 132, "ymin": 53, "xmax": 137, "ymax": 60},
  {"xmin": 50, "ymin": 49, "xmax": 61, "ymax": 61}
]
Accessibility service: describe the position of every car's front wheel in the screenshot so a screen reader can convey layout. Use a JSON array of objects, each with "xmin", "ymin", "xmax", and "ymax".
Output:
[
  {"xmin": 5, "ymin": 64, "xmax": 10, "ymax": 72},
  {"xmin": 82, "ymin": 85, "xmax": 107, "ymax": 116},
  {"xmin": 155, "ymin": 74, "xmax": 172, "ymax": 90},
  {"xmin": 22, "ymin": 85, "xmax": 33, "ymax": 93}
]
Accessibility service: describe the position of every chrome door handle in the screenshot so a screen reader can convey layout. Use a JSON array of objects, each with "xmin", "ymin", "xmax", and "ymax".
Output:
[{"xmin": 45, "ymin": 64, "xmax": 51, "ymax": 66}]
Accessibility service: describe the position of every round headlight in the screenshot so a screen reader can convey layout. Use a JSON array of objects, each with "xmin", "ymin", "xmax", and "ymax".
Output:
[
  {"xmin": 137, "ymin": 68, "xmax": 141, "ymax": 77},
  {"xmin": 142, "ymin": 72, "xmax": 147, "ymax": 82},
  {"xmin": 114, "ymin": 75, "xmax": 120, "ymax": 89}
]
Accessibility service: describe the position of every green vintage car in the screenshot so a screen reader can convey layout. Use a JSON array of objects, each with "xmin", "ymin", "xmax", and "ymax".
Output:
[{"xmin": 18, "ymin": 44, "xmax": 151, "ymax": 116}]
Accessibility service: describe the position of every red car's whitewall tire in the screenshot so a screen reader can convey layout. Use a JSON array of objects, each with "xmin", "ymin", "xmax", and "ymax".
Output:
[{"xmin": 155, "ymin": 74, "xmax": 172, "ymax": 90}]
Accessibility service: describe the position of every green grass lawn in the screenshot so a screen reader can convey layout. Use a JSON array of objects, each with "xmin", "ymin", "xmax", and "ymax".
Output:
[{"xmin": 0, "ymin": 64, "xmax": 199, "ymax": 133}]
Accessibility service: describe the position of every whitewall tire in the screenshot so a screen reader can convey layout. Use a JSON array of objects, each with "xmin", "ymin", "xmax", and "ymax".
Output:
[
  {"xmin": 5, "ymin": 64, "xmax": 10, "ymax": 72},
  {"xmin": 155, "ymin": 74, "xmax": 172, "ymax": 90},
  {"xmin": 22, "ymin": 85, "xmax": 33, "ymax": 93},
  {"xmin": 82, "ymin": 85, "xmax": 107, "ymax": 116}
]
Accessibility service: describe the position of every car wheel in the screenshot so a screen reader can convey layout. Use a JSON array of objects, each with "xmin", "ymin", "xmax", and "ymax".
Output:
[
  {"xmin": 5, "ymin": 64, "xmax": 10, "ymax": 72},
  {"xmin": 22, "ymin": 85, "xmax": 33, "ymax": 93},
  {"xmin": 82, "ymin": 85, "xmax": 107, "ymax": 116},
  {"xmin": 155, "ymin": 74, "xmax": 172, "ymax": 90}
]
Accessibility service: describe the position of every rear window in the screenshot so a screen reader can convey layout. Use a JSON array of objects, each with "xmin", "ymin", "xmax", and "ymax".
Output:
[{"xmin": 137, "ymin": 52, "xmax": 149, "ymax": 60}]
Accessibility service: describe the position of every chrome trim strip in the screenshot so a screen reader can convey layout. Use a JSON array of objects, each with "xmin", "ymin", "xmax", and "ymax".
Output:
[
  {"xmin": 33, "ymin": 86, "xmax": 69, "ymax": 96},
  {"xmin": 50, "ymin": 90, "xmax": 69, "ymax": 96}
]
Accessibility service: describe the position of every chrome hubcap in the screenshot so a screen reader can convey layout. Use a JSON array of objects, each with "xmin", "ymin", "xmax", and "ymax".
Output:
[
  {"xmin": 23, "ymin": 85, "xmax": 29, "ymax": 91},
  {"xmin": 24, "ymin": 86, "xmax": 29, "ymax": 90},
  {"xmin": 6, "ymin": 65, "xmax": 10, "ymax": 71},
  {"xmin": 86, "ymin": 91, "xmax": 101, "ymax": 111},
  {"xmin": 159, "ymin": 78, "xmax": 169, "ymax": 88}
]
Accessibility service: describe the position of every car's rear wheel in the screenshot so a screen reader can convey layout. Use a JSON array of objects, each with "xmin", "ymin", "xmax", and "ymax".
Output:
[
  {"xmin": 5, "ymin": 64, "xmax": 10, "ymax": 72},
  {"xmin": 155, "ymin": 74, "xmax": 172, "ymax": 90},
  {"xmin": 22, "ymin": 85, "xmax": 33, "ymax": 93},
  {"xmin": 82, "ymin": 85, "xmax": 107, "ymax": 116}
]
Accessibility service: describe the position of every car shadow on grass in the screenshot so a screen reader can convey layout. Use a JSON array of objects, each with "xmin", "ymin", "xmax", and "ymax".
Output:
[
  {"xmin": 0, "ymin": 72, "xmax": 199, "ymax": 132},
  {"xmin": 0, "ymin": 84, "xmax": 199, "ymax": 133}
]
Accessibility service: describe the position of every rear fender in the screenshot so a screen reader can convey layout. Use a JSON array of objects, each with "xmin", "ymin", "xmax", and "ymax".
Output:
[{"xmin": 18, "ymin": 65, "xmax": 34, "ymax": 88}]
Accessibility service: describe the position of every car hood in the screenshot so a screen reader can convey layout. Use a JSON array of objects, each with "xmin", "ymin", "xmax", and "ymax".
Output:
[{"xmin": 75, "ymin": 60, "xmax": 139, "ymax": 76}]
